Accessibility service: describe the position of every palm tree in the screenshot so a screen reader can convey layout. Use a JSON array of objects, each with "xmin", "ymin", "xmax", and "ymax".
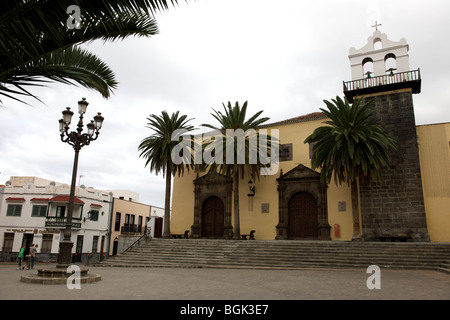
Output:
[
  {"xmin": 304, "ymin": 96, "xmax": 397, "ymax": 240},
  {"xmin": 202, "ymin": 101, "xmax": 271, "ymax": 239},
  {"xmin": 0, "ymin": 0, "xmax": 181, "ymax": 106},
  {"xmin": 138, "ymin": 110, "xmax": 194, "ymax": 238}
]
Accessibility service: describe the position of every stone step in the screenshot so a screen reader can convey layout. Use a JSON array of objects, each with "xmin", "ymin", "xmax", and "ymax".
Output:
[
  {"xmin": 128, "ymin": 245, "xmax": 449, "ymax": 255},
  {"xmin": 98, "ymin": 259, "xmax": 439, "ymax": 271},
  {"xmin": 131, "ymin": 241, "xmax": 450, "ymax": 252},
  {"xmin": 119, "ymin": 252, "xmax": 447, "ymax": 264},
  {"xmin": 97, "ymin": 239, "xmax": 450, "ymax": 272},
  {"xmin": 125, "ymin": 250, "xmax": 449, "ymax": 262}
]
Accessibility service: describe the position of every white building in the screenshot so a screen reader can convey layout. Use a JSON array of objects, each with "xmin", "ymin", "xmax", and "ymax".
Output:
[
  {"xmin": 148, "ymin": 205, "xmax": 164, "ymax": 238},
  {"xmin": 0, "ymin": 176, "xmax": 113, "ymax": 263}
]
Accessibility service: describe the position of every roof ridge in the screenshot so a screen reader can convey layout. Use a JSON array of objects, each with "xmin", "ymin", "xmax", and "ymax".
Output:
[{"xmin": 259, "ymin": 111, "xmax": 326, "ymax": 128}]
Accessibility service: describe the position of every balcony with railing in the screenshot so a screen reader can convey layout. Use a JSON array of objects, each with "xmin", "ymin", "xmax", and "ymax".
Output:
[
  {"xmin": 121, "ymin": 224, "xmax": 143, "ymax": 235},
  {"xmin": 45, "ymin": 217, "xmax": 82, "ymax": 229},
  {"xmin": 343, "ymin": 69, "xmax": 421, "ymax": 103}
]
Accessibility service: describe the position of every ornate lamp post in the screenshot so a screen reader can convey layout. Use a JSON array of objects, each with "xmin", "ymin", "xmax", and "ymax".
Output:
[{"xmin": 57, "ymin": 98, "xmax": 104, "ymax": 267}]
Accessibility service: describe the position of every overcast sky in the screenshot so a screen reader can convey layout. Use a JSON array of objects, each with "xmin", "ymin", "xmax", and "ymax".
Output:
[{"xmin": 1, "ymin": 0, "xmax": 449, "ymax": 207}]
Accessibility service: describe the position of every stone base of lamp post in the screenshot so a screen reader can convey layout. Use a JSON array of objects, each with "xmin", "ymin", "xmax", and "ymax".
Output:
[
  {"xmin": 20, "ymin": 266, "xmax": 101, "ymax": 285},
  {"xmin": 57, "ymin": 240, "xmax": 74, "ymax": 268},
  {"xmin": 20, "ymin": 240, "xmax": 102, "ymax": 285}
]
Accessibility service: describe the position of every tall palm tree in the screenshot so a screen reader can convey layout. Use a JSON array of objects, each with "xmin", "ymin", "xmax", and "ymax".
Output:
[
  {"xmin": 202, "ymin": 101, "xmax": 271, "ymax": 239},
  {"xmin": 138, "ymin": 110, "xmax": 194, "ymax": 238},
  {"xmin": 0, "ymin": 0, "xmax": 181, "ymax": 106},
  {"xmin": 304, "ymin": 96, "xmax": 397, "ymax": 240}
]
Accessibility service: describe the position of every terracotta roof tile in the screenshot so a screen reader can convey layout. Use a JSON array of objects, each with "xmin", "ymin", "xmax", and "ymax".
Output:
[
  {"xmin": 259, "ymin": 112, "xmax": 326, "ymax": 128},
  {"xmin": 49, "ymin": 195, "xmax": 85, "ymax": 204}
]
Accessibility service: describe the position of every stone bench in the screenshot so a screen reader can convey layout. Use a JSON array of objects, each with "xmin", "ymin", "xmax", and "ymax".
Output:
[
  {"xmin": 172, "ymin": 230, "xmax": 190, "ymax": 239},
  {"xmin": 378, "ymin": 235, "xmax": 409, "ymax": 242},
  {"xmin": 240, "ymin": 230, "xmax": 255, "ymax": 240}
]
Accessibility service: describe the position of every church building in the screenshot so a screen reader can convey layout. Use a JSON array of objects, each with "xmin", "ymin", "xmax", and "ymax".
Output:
[{"xmin": 170, "ymin": 29, "xmax": 450, "ymax": 243}]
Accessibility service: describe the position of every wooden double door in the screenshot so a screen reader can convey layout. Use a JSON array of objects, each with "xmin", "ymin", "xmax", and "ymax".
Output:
[
  {"xmin": 201, "ymin": 196, "xmax": 224, "ymax": 238},
  {"xmin": 288, "ymin": 192, "xmax": 319, "ymax": 239}
]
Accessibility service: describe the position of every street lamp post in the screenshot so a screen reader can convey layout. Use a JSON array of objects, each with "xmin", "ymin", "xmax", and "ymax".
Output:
[{"xmin": 57, "ymin": 98, "xmax": 104, "ymax": 268}]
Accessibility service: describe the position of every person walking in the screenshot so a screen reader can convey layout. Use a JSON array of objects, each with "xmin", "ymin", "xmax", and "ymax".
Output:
[
  {"xmin": 23, "ymin": 243, "xmax": 31, "ymax": 270},
  {"xmin": 30, "ymin": 244, "xmax": 37, "ymax": 269},
  {"xmin": 16, "ymin": 245, "xmax": 25, "ymax": 270}
]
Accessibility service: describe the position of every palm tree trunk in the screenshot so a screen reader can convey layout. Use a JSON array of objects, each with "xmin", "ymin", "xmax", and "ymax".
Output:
[
  {"xmin": 232, "ymin": 169, "xmax": 240, "ymax": 240},
  {"xmin": 162, "ymin": 162, "xmax": 172, "ymax": 238},
  {"xmin": 351, "ymin": 179, "xmax": 363, "ymax": 241}
]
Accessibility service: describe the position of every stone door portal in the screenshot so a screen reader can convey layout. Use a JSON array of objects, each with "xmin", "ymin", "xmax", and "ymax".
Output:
[{"xmin": 276, "ymin": 164, "xmax": 331, "ymax": 240}]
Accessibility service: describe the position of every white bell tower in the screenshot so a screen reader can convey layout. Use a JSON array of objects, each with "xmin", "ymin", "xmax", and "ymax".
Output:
[
  {"xmin": 344, "ymin": 23, "xmax": 421, "ymax": 103},
  {"xmin": 348, "ymin": 24, "xmax": 410, "ymax": 80}
]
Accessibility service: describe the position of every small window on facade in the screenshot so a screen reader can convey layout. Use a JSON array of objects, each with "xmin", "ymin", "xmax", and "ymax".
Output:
[
  {"xmin": 90, "ymin": 210, "xmax": 99, "ymax": 221},
  {"xmin": 31, "ymin": 205, "xmax": 47, "ymax": 217},
  {"xmin": 2, "ymin": 233, "xmax": 14, "ymax": 252},
  {"xmin": 138, "ymin": 216, "xmax": 143, "ymax": 233},
  {"xmin": 279, "ymin": 143, "xmax": 293, "ymax": 161},
  {"xmin": 114, "ymin": 212, "xmax": 121, "ymax": 231},
  {"xmin": 6, "ymin": 204, "xmax": 22, "ymax": 216},
  {"xmin": 41, "ymin": 234, "xmax": 53, "ymax": 253},
  {"xmin": 92, "ymin": 236, "xmax": 99, "ymax": 253}
]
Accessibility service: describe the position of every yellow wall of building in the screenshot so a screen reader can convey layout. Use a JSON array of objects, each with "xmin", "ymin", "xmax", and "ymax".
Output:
[
  {"xmin": 171, "ymin": 172, "xmax": 196, "ymax": 235},
  {"xmin": 171, "ymin": 117, "xmax": 354, "ymax": 240},
  {"xmin": 417, "ymin": 123, "xmax": 450, "ymax": 242},
  {"xmin": 171, "ymin": 119, "xmax": 450, "ymax": 242}
]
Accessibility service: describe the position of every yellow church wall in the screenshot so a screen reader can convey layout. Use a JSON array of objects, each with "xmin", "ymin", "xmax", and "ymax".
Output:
[
  {"xmin": 170, "ymin": 170, "xmax": 196, "ymax": 235},
  {"xmin": 417, "ymin": 122, "xmax": 450, "ymax": 242},
  {"xmin": 170, "ymin": 116, "xmax": 354, "ymax": 240},
  {"xmin": 172, "ymin": 117, "xmax": 450, "ymax": 243},
  {"xmin": 326, "ymin": 183, "xmax": 354, "ymax": 241}
]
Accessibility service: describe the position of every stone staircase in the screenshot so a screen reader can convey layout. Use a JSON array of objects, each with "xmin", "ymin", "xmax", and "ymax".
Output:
[{"xmin": 97, "ymin": 239, "xmax": 450, "ymax": 273}]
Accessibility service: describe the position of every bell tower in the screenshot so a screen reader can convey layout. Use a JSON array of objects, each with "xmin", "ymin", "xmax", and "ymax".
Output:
[{"xmin": 343, "ymin": 26, "xmax": 429, "ymax": 241}]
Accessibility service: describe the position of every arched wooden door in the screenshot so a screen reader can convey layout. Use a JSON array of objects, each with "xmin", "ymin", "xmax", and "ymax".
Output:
[
  {"xmin": 201, "ymin": 196, "xmax": 224, "ymax": 238},
  {"xmin": 288, "ymin": 192, "xmax": 318, "ymax": 239}
]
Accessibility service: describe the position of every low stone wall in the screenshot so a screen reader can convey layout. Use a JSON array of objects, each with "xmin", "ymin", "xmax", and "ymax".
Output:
[
  {"xmin": 0, "ymin": 252, "xmax": 106, "ymax": 264},
  {"xmin": 117, "ymin": 235, "xmax": 144, "ymax": 254}
]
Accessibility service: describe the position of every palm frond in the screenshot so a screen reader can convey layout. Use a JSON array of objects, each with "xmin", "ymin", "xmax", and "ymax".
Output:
[
  {"xmin": 1, "ymin": 46, "xmax": 118, "ymax": 104},
  {"xmin": 304, "ymin": 96, "xmax": 397, "ymax": 185},
  {"xmin": 0, "ymin": 0, "xmax": 183, "ymax": 106},
  {"xmin": 200, "ymin": 101, "xmax": 272, "ymax": 178},
  {"xmin": 138, "ymin": 110, "xmax": 195, "ymax": 177}
]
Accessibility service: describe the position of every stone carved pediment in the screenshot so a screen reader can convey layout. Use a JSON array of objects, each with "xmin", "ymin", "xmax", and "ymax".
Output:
[
  {"xmin": 277, "ymin": 164, "xmax": 320, "ymax": 182},
  {"xmin": 193, "ymin": 172, "xmax": 232, "ymax": 186}
]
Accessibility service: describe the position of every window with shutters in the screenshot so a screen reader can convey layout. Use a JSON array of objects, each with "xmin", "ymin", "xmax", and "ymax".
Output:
[
  {"xmin": 41, "ymin": 234, "xmax": 53, "ymax": 253},
  {"xmin": 2, "ymin": 233, "xmax": 14, "ymax": 251},
  {"xmin": 279, "ymin": 143, "xmax": 293, "ymax": 161},
  {"xmin": 31, "ymin": 205, "xmax": 47, "ymax": 217},
  {"xmin": 6, "ymin": 204, "xmax": 22, "ymax": 216}
]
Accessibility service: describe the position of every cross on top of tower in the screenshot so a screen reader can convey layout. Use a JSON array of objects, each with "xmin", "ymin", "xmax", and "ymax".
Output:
[{"xmin": 372, "ymin": 21, "xmax": 382, "ymax": 31}]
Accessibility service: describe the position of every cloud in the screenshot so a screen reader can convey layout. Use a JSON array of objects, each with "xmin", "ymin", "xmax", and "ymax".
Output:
[{"xmin": 1, "ymin": 0, "xmax": 449, "ymax": 207}]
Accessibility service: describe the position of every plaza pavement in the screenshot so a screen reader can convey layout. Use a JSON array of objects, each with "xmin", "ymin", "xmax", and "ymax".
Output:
[{"xmin": 1, "ymin": 263, "xmax": 449, "ymax": 301}]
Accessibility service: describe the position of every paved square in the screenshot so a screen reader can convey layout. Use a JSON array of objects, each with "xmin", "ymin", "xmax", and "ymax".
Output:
[{"xmin": 1, "ymin": 263, "xmax": 449, "ymax": 300}]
